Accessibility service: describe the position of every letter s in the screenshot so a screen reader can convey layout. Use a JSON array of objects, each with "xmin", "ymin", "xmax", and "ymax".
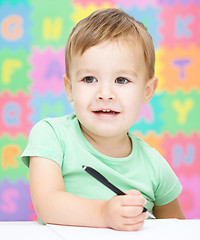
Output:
[{"xmin": 0, "ymin": 188, "xmax": 19, "ymax": 213}]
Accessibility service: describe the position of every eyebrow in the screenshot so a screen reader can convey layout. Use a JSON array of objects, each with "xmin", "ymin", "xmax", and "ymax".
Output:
[
  {"xmin": 76, "ymin": 68, "xmax": 97, "ymax": 76},
  {"xmin": 116, "ymin": 70, "xmax": 138, "ymax": 77},
  {"xmin": 76, "ymin": 68, "xmax": 137, "ymax": 77}
]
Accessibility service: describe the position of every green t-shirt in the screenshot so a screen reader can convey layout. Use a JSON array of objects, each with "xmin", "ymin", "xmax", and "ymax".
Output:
[{"xmin": 21, "ymin": 114, "xmax": 182, "ymax": 213}]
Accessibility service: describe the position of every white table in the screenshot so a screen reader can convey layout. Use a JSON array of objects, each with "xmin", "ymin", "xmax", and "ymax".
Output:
[
  {"xmin": 0, "ymin": 221, "xmax": 58, "ymax": 240},
  {"xmin": 0, "ymin": 219, "xmax": 200, "ymax": 240}
]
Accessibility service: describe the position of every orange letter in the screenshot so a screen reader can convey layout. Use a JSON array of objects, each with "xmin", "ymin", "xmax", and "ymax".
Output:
[
  {"xmin": 1, "ymin": 15, "xmax": 23, "ymax": 40},
  {"xmin": 1, "ymin": 145, "xmax": 20, "ymax": 170}
]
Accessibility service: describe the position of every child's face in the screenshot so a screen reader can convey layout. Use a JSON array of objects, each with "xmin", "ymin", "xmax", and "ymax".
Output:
[{"xmin": 65, "ymin": 39, "xmax": 156, "ymax": 139}]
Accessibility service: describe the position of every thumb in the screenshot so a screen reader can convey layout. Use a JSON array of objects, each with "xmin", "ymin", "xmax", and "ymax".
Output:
[{"xmin": 125, "ymin": 189, "xmax": 142, "ymax": 196}]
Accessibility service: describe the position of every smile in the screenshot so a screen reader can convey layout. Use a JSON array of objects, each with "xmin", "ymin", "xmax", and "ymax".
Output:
[{"xmin": 93, "ymin": 110, "xmax": 119, "ymax": 114}]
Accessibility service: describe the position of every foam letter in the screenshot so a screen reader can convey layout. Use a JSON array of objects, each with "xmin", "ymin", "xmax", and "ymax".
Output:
[
  {"xmin": 3, "ymin": 102, "xmax": 20, "ymax": 125},
  {"xmin": 43, "ymin": 18, "xmax": 62, "ymax": 40},
  {"xmin": 1, "ymin": 15, "xmax": 23, "ymax": 40},
  {"xmin": 2, "ymin": 59, "xmax": 22, "ymax": 84},
  {"xmin": 45, "ymin": 60, "xmax": 63, "ymax": 79},
  {"xmin": 138, "ymin": 104, "xmax": 153, "ymax": 123},
  {"xmin": 0, "ymin": 188, "xmax": 19, "ymax": 213},
  {"xmin": 173, "ymin": 143, "xmax": 195, "ymax": 167},
  {"xmin": 173, "ymin": 99, "xmax": 193, "ymax": 124},
  {"xmin": 41, "ymin": 103, "xmax": 63, "ymax": 118},
  {"xmin": 173, "ymin": 59, "xmax": 191, "ymax": 80},
  {"xmin": 176, "ymin": 15, "xmax": 193, "ymax": 38},
  {"xmin": 1, "ymin": 145, "xmax": 20, "ymax": 170}
]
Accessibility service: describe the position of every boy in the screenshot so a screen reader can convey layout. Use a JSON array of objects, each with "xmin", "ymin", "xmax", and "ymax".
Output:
[{"xmin": 21, "ymin": 8, "xmax": 185, "ymax": 231}]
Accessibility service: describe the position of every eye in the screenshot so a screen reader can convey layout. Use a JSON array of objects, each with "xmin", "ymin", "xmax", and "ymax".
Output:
[
  {"xmin": 83, "ymin": 76, "xmax": 97, "ymax": 83},
  {"xmin": 115, "ymin": 77, "xmax": 129, "ymax": 84}
]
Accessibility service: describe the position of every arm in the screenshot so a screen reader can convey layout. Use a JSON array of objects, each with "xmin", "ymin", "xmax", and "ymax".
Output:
[
  {"xmin": 29, "ymin": 156, "xmax": 147, "ymax": 231},
  {"xmin": 153, "ymin": 198, "xmax": 185, "ymax": 219},
  {"xmin": 29, "ymin": 156, "xmax": 105, "ymax": 227}
]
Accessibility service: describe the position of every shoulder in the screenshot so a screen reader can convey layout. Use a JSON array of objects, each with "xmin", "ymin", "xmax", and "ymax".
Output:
[
  {"xmin": 129, "ymin": 132, "xmax": 158, "ymax": 158},
  {"xmin": 130, "ymin": 132, "xmax": 152, "ymax": 149},
  {"xmin": 35, "ymin": 113, "xmax": 77, "ymax": 128},
  {"xmin": 129, "ymin": 132, "xmax": 182, "ymax": 205},
  {"xmin": 31, "ymin": 114, "xmax": 77, "ymax": 134},
  {"xmin": 21, "ymin": 114, "xmax": 78, "ymax": 167},
  {"xmin": 129, "ymin": 131, "xmax": 169, "ymax": 172},
  {"xmin": 28, "ymin": 114, "xmax": 79, "ymax": 147}
]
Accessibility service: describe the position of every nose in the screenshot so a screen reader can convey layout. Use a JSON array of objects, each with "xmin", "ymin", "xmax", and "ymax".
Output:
[{"xmin": 96, "ymin": 83, "xmax": 115, "ymax": 101}]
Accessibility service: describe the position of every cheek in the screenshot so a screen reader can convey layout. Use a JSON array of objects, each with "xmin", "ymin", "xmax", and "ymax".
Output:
[
  {"xmin": 72, "ymin": 87, "xmax": 92, "ymax": 112},
  {"xmin": 123, "ymin": 90, "xmax": 144, "ymax": 112},
  {"xmin": 72, "ymin": 86, "xmax": 85, "ymax": 102},
  {"xmin": 124, "ymin": 89, "xmax": 143, "ymax": 103}
]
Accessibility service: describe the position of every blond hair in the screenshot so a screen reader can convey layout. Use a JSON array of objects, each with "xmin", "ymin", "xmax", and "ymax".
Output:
[{"xmin": 65, "ymin": 8, "xmax": 155, "ymax": 79}]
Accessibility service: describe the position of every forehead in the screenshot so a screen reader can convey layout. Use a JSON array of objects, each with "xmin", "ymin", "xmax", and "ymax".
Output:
[
  {"xmin": 70, "ymin": 38, "xmax": 147, "ymax": 77},
  {"xmin": 73, "ymin": 37, "xmax": 145, "ymax": 61}
]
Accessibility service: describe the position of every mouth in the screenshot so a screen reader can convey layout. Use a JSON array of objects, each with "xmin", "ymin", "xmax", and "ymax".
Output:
[{"xmin": 93, "ymin": 109, "xmax": 120, "ymax": 115}]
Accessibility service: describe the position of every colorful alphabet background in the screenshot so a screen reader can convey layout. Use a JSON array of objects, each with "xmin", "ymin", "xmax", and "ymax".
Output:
[{"xmin": 0, "ymin": 0, "xmax": 199, "ymax": 221}]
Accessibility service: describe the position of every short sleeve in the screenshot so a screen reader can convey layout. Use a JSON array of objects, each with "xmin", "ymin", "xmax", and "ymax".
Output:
[
  {"xmin": 153, "ymin": 150, "xmax": 182, "ymax": 206},
  {"xmin": 21, "ymin": 119, "xmax": 63, "ymax": 167}
]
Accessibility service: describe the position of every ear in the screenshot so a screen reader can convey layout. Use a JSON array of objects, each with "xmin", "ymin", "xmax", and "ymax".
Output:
[
  {"xmin": 63, "ymin": 74, "xmax": 73, "ymax": 102},
  {"xmin": 143, "ymin": 76, "xmax": 158, "ymax": 104}
]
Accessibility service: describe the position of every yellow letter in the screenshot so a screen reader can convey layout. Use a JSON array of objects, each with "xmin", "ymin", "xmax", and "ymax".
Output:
[
  {"xmin": 173, "ymin": 99, "xmax": 193, "ymax": 124},
  {"xmin": 43, "ymin": 18, "xmax": 62, "ymax": 40},
  {"xmin": 1, "ymin": 145, "xmax": 20, "ymax": 170},
  {"xmin": 2, "ymin": 59, "xmax": 22, "ymax": 84}
]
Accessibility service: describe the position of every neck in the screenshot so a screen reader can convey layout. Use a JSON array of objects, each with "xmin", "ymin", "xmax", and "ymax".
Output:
[{"xmin": 80, "ymin": 126, "xmax": 132, "ymax": 158}]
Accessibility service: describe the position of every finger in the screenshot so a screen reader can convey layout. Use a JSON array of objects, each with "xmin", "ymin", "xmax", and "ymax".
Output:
[
  {"xmin": 120, "ymin": 205, "xmax": 144, "ymax": 217},
  {"xmin": 123, "ymin": 220, "xmax": 145, "ymax": 231},
  {"xmin": 120, "ymin": 195, "xmax": 147, "ymax": 206},
  {"xmin": 125, "ymin": 189, "xmax": 142, "ymax": 196},
  {"xmin": 123, "ymin": 212, "xmax": 148, "ymax": 225}
]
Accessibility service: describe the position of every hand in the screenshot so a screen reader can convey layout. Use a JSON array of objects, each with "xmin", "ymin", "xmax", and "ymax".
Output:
[{"xmin": 102, "ymin": 189, "xmax": 148, "ymax": 231}]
